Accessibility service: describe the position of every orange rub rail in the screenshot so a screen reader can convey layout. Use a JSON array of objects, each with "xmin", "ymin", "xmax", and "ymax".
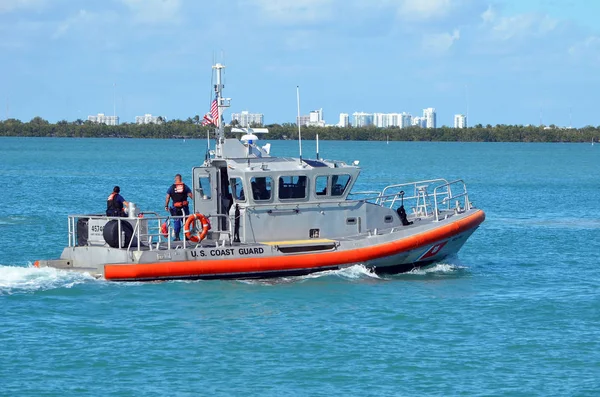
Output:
[{"xmin": 104, "ymin": 209, "xmax": 485, "ymax": 281}]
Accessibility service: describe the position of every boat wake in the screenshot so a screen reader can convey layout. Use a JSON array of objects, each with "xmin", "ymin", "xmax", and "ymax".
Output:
[
  {"xmin": 405, "ymin": 263, "xmax": 468, "ymax": 275},
  {"xmin": 238, "ymin": 265, "xmax": 381, "ymax": 285},
  {"xmin": 306, "ymin": 264, "xmax": 382, "ymax": 281},
  {"xmin": 0, "ymin": 264, "xmax": 96, "ymax": 296},
  {"xmin": 238, "ymin": 263, "xmax": 469, "ymax": 285},
  {"xmin": 0, "ymin": 262, "xmax": 469, "ymax": 293}
]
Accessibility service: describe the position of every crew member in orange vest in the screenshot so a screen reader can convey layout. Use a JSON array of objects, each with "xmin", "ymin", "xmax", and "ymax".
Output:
[
  {"xmin": 106, "ymin": 186, "xmax": 129, "ymax": 217},
  {"xmin": 165, "ymin": 174, "xmax": 193, "ymax": 241}
]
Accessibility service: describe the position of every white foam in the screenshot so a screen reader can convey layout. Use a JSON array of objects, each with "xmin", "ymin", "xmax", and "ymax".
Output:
[
  {"xmin": 237, "ymin": 264, "xmax": 381, "ymax": 285},
  {"xmin": 307, "ymin": 264, "xmax": 381, "ymax": 280},
  {"xmin": 405, "ymin": 263, "xmax": 466, "ymax": 275},
  {"xmin": 0, "ymin": 264, "xmax": 95, "ymax": 295}
]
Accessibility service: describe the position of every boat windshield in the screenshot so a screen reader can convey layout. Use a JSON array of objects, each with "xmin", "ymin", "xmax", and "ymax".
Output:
[
  {"xmin": 278, "ymin": 176, "xmax": 307, "ymax": 200},
  {"xmin": 251, "ymin": 176, "xmax": 272, "ymax": 201}
]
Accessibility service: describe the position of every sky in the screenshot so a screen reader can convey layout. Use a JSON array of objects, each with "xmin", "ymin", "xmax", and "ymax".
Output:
[{"xmin": 1, "ymin": 0, "xmax": 599, "ymax": 127}]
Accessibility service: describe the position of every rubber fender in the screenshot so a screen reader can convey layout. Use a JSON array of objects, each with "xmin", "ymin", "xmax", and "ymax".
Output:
[{"xmin": 103, "ymin": 220, "xmax": 134, "ymax": 248}]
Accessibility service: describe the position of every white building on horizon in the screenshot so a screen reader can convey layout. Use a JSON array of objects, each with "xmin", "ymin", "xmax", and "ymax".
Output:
[
  {"xmin": 135, "ymin": 114, "xmax": 163, "ymax": 124},
  {"xmin": 454, "ymin": 114, "xmax": 467, "ymax": 128},
  {"xmin": 231, "ymin": 111, "xmax": 264, "ymax": 127},
  {"xmin": 338, "ymin": 113, "xmax": 349, "ymax": 127},
  {"xmin": 352, "ymin": 112, "xmax": 373, "ymax": 127},
  {"xmin": 297, "ymin": 115, "xmax": 310, "ymax": 126},
  {"xmin": 296, "ymin": 109, "xmax": 324, "ymax": 127},
  {"xmin": 401, "ymin": 112, "xmax": 412, "ymax": 128},
  {"xmin": 412, "ymin": 116, "xmax": 427, "ymax": 128},
  {"xmin": 374, "ymin": 113, "xmax": 389, "ymax": 128},
  {"xmin": 308, "ymin": 108, "xmax": 325, "ymax": 127},
  {"xmin": 423, "ymin": 108, "xmax": 436, "ymax": 129},
  {"xmin": 88, "ymin": 113, "xmax": 119, "ymax": 126},
  {"xmin": 370, "ymin": 112, "xmax": 416, "ymax": 128}
]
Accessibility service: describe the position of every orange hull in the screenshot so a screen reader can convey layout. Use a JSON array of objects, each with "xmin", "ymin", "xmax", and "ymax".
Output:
[{"xmin": 103, "ymin": 210, "xmax": 485, "ymax": 281}]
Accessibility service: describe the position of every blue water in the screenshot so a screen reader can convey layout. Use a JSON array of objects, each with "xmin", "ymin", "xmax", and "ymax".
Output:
[{"xmin": 1, "ymin": 138, "xmax": 599, "ymax": 396}]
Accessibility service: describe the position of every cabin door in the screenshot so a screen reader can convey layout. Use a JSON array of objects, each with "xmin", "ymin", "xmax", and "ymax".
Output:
[{"xmin": 192, "ymin": 167, "xmax": 222, "ymax": 231}]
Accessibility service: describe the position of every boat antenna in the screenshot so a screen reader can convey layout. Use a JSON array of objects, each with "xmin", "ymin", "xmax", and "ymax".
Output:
[
  {"xmin": 297, "ymin": 86, "xmax": 302, "ymax": 163},
  {"xmin": 205, "ymin": 128, "xmax": 210, "ymax": 162},
  {"xmin": 316, "ymin": 133, "xmax": 319, "ymax": 160},
  {"xmin": 465, "ymin": 84, "xmax": 469, "ymax": 128},
  {"xmin": 213, "ymin": 63, "xmax": 228, "ymax": 158}
]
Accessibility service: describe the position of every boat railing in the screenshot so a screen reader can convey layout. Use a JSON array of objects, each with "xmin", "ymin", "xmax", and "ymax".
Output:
[
  {"xmin": 432, "ymin": 179, "xmax": 471, "ymax": 221},
  {"xmin": 67, "ymin": 212, "xmax": 232, "ymax": 253},
  {"xmin": 348, "ymin": 178, "xmax": 470, "ymax": 221}
]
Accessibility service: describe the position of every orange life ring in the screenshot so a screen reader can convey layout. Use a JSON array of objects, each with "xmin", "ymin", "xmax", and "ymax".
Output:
[{"xmin": 184, "ymin": 213, "xmax": 211, "ymax": 243}]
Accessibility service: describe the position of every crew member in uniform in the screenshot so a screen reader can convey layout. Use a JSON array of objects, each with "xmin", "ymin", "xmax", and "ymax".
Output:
[
  {"xmin": 106, "ymin": 186, "xmax": 128, "ymax": 217},
  {"xmin": 165, "ymin": 174, "xmax": 193, "ymax": 241}
]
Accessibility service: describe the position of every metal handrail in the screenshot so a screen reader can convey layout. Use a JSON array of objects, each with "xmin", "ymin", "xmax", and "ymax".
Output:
[
  {"xmin": 432, "ymin": 179, "xmax": 470, "ymax": 221},
  {"xmin": 67, "ymin": 212, "xmax": 233, "ymax": 252},
  {"xmin": 377, "ymin": 179, "xmax": 449, "ymax": 204}
]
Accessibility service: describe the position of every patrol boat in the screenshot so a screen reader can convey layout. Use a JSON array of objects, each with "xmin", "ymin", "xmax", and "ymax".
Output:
[{"xmin": 35, "ymin": 63, "xmax": 485, "ymax": 281}]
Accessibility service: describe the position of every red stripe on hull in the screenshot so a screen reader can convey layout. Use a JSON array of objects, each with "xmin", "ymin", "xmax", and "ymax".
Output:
[{"xmin": 104, "ymin": 210, "xmax": 485, "ymax": 281}]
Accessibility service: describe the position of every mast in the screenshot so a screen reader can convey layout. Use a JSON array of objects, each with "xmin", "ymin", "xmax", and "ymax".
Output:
[
  {"xmin": 297, "ymin": 86, "xmax": 302, "ymax": 163},
  {"xmin": 213, "ymin": 63, "xmax": 230, "ymax": 159}
]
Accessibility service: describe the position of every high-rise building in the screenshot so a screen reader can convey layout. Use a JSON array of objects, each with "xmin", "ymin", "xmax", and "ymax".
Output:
[
  {"xmin": 296, "ymin": 109, "xmax": 324, "ymax": 127},
  {"xmin": 387, "ymin": 113, "xmax": 400, "ymax": 127},
  {"xmin": 423, "ymin": 108, "xmax": 436, "ymax": 129},
  {"xmin": 296, "ymin": 115, "xmax": 310, "ymax": 126},
  {"xmin": 338, "ymin": 113, "xmax": 349, "ymax": 127},
  {"xmin": 412, "ymin": 116, "xmax": 427, "ymax": 128},
  {"xmin": 231, "ymin": 111, "xmax": 264, "ymax": 127},
  {"xmin": 135, "ymin": 114, "xmax": 163, "ymax": 124},
  {"xmin": 308, "ymin": 108, "xmax": 324, "ymax": 126},
  {"xmin": 352, "ymin": 112, "xmax": 373, "ymax": 127},
  {"xmin": 88, "ymin": 113, "xmax": 119, "ymax": 126},
  {"xmin": 454, "ymin": 114, "xmax": 467, "ymax": 128},
  {"xmin": 373, "ymin": 113, "xmax": 389, "ymax": 128},
  {"xmin": 400, "ymin": 112, "xmax": 412, "ymax": 128}
]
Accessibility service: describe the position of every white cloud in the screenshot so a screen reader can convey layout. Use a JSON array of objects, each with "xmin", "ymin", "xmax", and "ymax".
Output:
[
  {"xmin": 119, "ymin": 0, "xmax": 181, "ymax": 24},
  {"xmin": 52, "ymin": 9, "xmax": 89, "ymax": 39},
  {"xmin": 480, "ymin": 5, "xmax": 494, "ymax": 24},
  {"xmin": 422, "ymin": 29, "xmax": 460, "ymax": 53},
  {"xmin": 568, "ymin": 36, "xmax": 600, "ymax": 61},
  {"xmin": 0, "ymin": 0, "xmax": 45, "ymax": 13},
  {"xmin": 249, "ymin": 0, "xmax": 335, "ymax": 24},
  {"xmin": 480, "ymin": 7, "xmax": 558, "ymax": 41},
  {"xmin": 397, "ymin": 0, "xmax": 453, "ymax": 20},
  {"xmin": 49, "ymin": 9, "xmax": 123, "ymax": 52}
]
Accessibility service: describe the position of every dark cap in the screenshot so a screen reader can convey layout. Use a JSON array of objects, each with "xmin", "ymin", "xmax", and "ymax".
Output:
[{"xmin": 113, "ymin": 186, "xmax": 120, "ymax": 193}]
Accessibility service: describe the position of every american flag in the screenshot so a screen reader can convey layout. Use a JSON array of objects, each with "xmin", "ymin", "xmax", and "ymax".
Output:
[
  {"xmin": 201, "ymin": 96, "xmax": 219, "ymax": 126},
  {"xmin": 201, "ymin": 113, "xmax": 213, "ymax": 126}
]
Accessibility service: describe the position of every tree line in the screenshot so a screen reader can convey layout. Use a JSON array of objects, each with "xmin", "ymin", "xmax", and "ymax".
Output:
[{"xmin": 1, "ymin": 116, "xmax": 599, "ymax": 142}]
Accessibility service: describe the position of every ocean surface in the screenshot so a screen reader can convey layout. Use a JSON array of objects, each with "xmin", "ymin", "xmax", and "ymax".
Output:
[{"xmin": 1, "ymin": 137, "xmax": 599, "ymax": 396}]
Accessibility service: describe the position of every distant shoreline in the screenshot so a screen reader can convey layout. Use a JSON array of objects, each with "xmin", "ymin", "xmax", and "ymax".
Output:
[{"xmin": 1, "ymin": 119, "xmax": 598, "ymax": 143}]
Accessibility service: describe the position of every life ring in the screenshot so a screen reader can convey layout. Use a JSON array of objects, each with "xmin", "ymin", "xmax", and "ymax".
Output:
[{"xmin": 184, "ymin": 213, "xmax": 211, "ymax": 243}]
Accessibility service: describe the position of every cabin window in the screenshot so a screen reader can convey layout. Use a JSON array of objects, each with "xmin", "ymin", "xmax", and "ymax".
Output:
[
  {"xmin": 197, "ymin": 176, "xmax": 212, "ymax": 200},
  {"xmin": 278, "ymin": 176, "xmax": 307, "ymax": 199},
  {"xmin": 250, "ymin": 176, "xmax": 272, "ymax": 201},
  {"xmin": 331, "ymin": 174, "xmax": 351, "ymax": 196},
  {"xmin": 229, "ymin": 177, "xmax": 246, "ymax": 202},
  {"xmin": 315, "ymin": 175, "xmax": 328, "ymax": 196}
]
